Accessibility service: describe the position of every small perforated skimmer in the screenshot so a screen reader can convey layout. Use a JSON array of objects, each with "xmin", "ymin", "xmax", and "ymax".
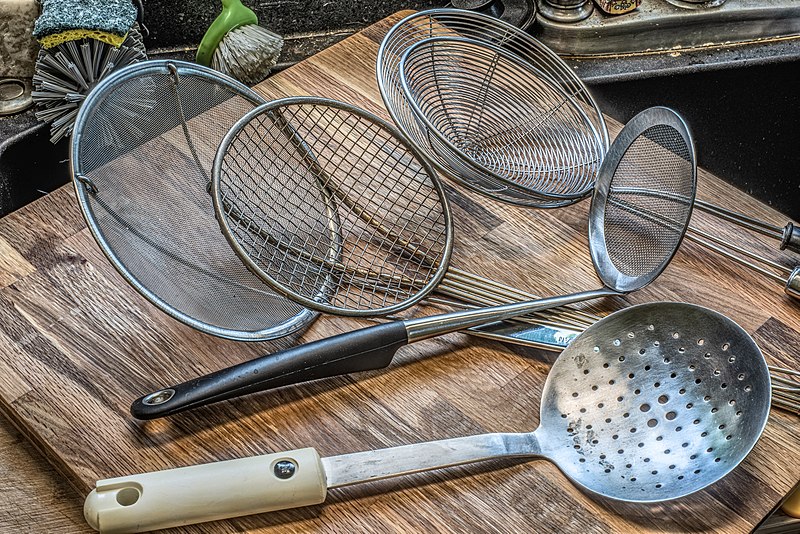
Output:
[
  {"xmin": 131, "ymin": 104, "xmax": 696, "ymax": 419},
  {"xmin": 89, "ymin": 302, "xmax": 771, "ymax": 532}
]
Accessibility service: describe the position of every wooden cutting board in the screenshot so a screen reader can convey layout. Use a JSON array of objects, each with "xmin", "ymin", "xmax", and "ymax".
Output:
[{"xmin": 1, "ymin": 11, "xmax": 799, "ymax": 533}]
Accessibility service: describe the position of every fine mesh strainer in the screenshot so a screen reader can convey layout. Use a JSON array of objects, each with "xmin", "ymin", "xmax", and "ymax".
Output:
[
  {"xmin": 71, "ymin": 60, "xmax": 316, "ymax": 341},
  {"xmin": 87, "ymin": 302, "xmax": 771, "ymax": 532},
  {"xmin": 398, "ymin": 36, "xmax": 605, "ymax": 204},
  {"xmin": 377, "ymin": 8, "xmax": 609, "ymax": 208},
  {"xmin": 131, "ymin": 105, "xmax": 695, "ymax": 419}
]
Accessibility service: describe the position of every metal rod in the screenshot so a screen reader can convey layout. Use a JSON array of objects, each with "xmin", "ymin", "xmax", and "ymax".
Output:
[{"xmin": 694, "ymin": 198, "xmax": 784, "ymax": 239}]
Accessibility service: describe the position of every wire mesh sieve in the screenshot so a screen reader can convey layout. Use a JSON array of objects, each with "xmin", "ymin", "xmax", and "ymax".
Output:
[
  {"xmin": 377, "ymin": 8, "xmax": 609, "ymax": 208},
  {"xmin": 71, "ymin": 60, "xmax": 316, "ymax": 341},
  {"xmin": 213, "ymin": 97, "xmax": 453, "ymax": 317}
]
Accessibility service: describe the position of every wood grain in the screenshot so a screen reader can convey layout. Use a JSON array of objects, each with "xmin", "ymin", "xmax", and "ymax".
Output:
[{"xmin": 1, "ymin": 11, "xmax": 799, "ymax": 533}]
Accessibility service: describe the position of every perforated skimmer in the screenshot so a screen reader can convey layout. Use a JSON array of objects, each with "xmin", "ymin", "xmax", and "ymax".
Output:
[
  {"xmin": 89, "ymin": 302, "xmax": 771, "ymax": 533},
  {"xmin": 131, "ymin": 104, "xmax": 696, "ymax": 419},
  {"xmin": 71, "ymin": 60, "xmax": 316, "ymax": 341}
]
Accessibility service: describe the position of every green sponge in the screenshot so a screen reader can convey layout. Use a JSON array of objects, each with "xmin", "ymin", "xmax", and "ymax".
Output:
[{"xmin": 33, "ymin": 0, "xmax": 136, "ymax": 48}]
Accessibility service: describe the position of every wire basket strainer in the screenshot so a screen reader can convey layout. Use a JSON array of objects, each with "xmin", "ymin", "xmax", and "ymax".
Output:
[
  {"xmin": 399, "ymin": 36, "xmax": 606, "ymax": 203},
  {"xmin": 377, "ymin": 8, "xmax": 609, "ymax": 208},
  {"xmin": 71, "ymin": 60, "xmax": 317, "ymax": 341}
]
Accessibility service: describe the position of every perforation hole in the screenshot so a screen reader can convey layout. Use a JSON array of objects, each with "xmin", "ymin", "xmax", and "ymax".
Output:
[
  {"xmin": 639, "ymin": 349, "xmax": 646, "ymax": 355},
  {"xmin": 613, "ymin": 339, "xmax": 621, "ymax": 346},
  {"xmin": 704, "ymin": 352, "xmax": 712, "ymax": 359},
  {"xmin": 738, "ymin": 373, "xmax": 745, "ymax": 380},
  {"xmin": 686, "ymin": 402, "xmax": 694, "ymax": 409},
  {"xmin": 697, "ymin": 339, "xmax": 705, "ymax": 346},
  {"xmin": 745, "ymin": 385, "xmax": 752, "ymax": 392},
  {"xmin": 729, "ymin": 356, "xmax": 736, "ymax": 363},
  {"xmin": 640, "ymin": 403, "xmax": 651, "ymax": 412},
  {"xmin": 648, "ymin": 325, "xmax": 655, "ymax": 330},
  {"xmin": 654, "ymin": 341, "xmax": 660, "ymax": 347},
  {"xmin": 722, "ymin": 343, "xmax": 730, "ymax": 351},
  {"xmin": 658, "ymin": 395, "xmax": 669, "ymax": 404},
  {"xmin": 673, "ymin": 332, "xmax": 680, "ymax": 339},
  {"xmin": 647, "ymin": 419, "xmax": 658, "ymax": 428},
  {"xmin": 665, "ymin": 411, "xmax": 677, "ymax": 421},
  {"xmin": 664, "ymin": 357, "xmax": 671, "ymax": 364}
]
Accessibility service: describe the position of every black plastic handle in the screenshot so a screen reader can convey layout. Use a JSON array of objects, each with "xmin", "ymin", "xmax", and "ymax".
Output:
[{"xmin": 130, "ymin": 321, "xmax": 409, "ymax": 419}]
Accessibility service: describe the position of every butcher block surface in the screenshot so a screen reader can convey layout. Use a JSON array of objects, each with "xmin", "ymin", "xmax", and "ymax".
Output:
[{"xmin": 1, "ymin": 11, "xmax": 799, "ymax": 534}]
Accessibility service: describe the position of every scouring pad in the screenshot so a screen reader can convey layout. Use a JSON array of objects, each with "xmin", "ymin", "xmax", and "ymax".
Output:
[{"xmin": 32, "ymin": 0, "xmax": 137, "ymax": 49}]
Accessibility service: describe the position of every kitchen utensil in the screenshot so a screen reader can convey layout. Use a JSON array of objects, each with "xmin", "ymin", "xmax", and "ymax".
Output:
[
  {"xmin": 71, "ymin": 60, "xmax": 317, "ymax": 341},
  {"xmin": 398, "ymin": 35, "xmax": 605, "ymax": 204},
  {"xmin": 130, "ymin": 104, "xmax": 695, "ymax": 419},
  {"xmin": 196, "ymin": 0, "xmax": 283, "ymax": 84},
  {"xmin": 211, "ymin": 96, "xmax": 454, "ymax": 317},
  {"xmin": 376, "ymin": 8, "xmax": 609, "ymax": 208},
  {"xmin": 92, "ymin": 302, "xmax": 772, "ymax": 533}
]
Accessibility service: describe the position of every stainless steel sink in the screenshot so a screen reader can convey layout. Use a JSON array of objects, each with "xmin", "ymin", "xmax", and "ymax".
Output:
[{"xmin": 536, "ymin": 0, "xmax": 800, "ymax": 55}]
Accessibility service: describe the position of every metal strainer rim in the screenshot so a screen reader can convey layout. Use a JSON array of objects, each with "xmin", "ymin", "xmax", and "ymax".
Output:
[
  {"xmin": 211, "ymin": 95, "xmax": 455, "ymax": 317},
  {"xmin": 70, "ymin": 60, "xmax": 319, "ymax": 341}
]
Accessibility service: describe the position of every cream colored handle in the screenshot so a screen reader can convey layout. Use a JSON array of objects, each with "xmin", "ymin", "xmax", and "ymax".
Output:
[{"xmin": 84, "ymin": 448, "xmax": 326, "ymax": 533}]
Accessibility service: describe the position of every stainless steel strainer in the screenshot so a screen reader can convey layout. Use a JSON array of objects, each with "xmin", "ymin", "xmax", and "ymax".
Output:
[
  {"xmin": 130, "ymin": 105, "xmax": 695, "ymax": 419},
  {"xmin": 376, "ymin": 8, "xmax": 609, "ymax": 208},
  {"xmin": 88, "ymin": 302, "xmax": 771, "ymax": 532},
  {"xmin": 71, "ymin": 60, "xmax": 316, "ymax": 341},
  {"xmin": 398, "ymin": 35, "xmax": 606, "ymax": 205}
]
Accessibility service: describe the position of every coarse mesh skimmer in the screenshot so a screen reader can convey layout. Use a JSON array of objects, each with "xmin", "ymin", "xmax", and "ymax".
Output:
[
  {"xmin": 130, "ymin": 105, "xmax": 695, "ymax": 420},
  {"xmin": 398, "ymin": 36, "xmax": 605, "ymax": 203},
  {"xmin": 213, "ymin": 96, "xmax": 453, "ymax": 317},
  {"xmin": 71, "ymin": 60, "xmax": 316, "ymax": 341},
  {"xmin": 88, "ymin": 302, "xmax": 772, "ymax": 533},
  {"xmin": 377, "ymin": 8, "xmax": 609, "ymax": 208}
]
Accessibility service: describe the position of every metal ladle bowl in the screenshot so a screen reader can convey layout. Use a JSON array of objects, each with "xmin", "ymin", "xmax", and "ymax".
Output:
[{"xmin": 539, "ymin": 302, "xmax": 771, "ymax": 501}]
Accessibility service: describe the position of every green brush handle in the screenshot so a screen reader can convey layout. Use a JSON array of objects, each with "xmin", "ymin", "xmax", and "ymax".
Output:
[{"xmin": 196, "ymin": 0, "xmax": 258, "ymax": 66}]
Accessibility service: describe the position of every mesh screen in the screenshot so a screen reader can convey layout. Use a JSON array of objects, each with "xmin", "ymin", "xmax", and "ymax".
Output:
[
  {"xmin": 604, "ymin": 124, "xmax": 694, "ymax": 279},
  {"xmin": 216, "ymin": 100, "xmax": 450, "ymax": 316},
  {"xmin": 74, "ymin": 64, "xmax": 311, "ymax": 339}
]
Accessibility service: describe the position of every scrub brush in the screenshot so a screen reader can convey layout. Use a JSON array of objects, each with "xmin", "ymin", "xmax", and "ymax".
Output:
[
  {"xmin": 31, "ymin": 0, "xmax": 147, "ymax": 143},
  {"xmin": 196, "ymin": 0, "xmax": 283, "ymax": 85}
]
